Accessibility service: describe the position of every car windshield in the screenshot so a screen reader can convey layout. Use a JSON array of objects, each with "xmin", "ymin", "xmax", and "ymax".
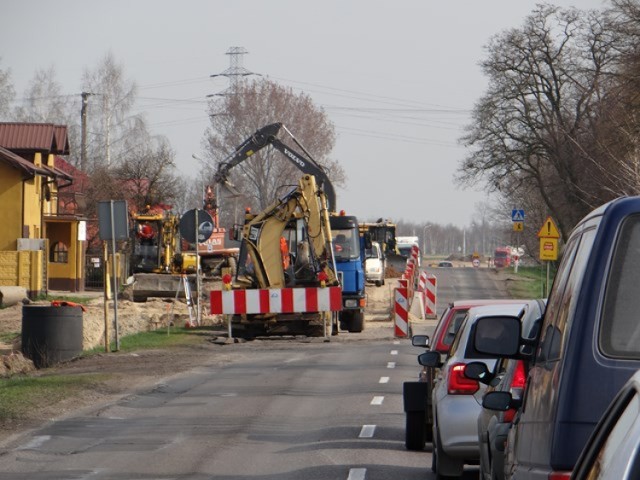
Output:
[
  {"xmin": 365, "ymin": 244, "xmax": 380, "ymax": 259},
  {"xmin": 332, "ymin": 229, "xmax": 360, "ymax": 260}
]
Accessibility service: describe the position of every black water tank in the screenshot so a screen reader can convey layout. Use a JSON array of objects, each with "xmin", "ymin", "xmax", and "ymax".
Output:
[{"xmin": 22, "ymin": 305, "xmax": 84, "ymax": 368}]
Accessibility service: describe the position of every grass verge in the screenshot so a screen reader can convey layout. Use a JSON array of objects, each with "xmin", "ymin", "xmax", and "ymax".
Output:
[
  {"xmin": 0, "ymin": 374, "xmax": 107, "ymax": 422},
  {"xmin": 84, "ymin": 325, "xmax": 220, "ymax": 355},
  {"xmin": 2, "ymin": 327, "xmax": 219, "ymax": 426},
  {"xmin": 505, "ymin": 265, "xmax": 556, "ymax": 299}
]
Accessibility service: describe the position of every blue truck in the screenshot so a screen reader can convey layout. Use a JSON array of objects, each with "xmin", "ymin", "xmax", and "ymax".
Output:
[{"xmin": 330, "ymin": 213, "xmax": 368, "ymax": 332}]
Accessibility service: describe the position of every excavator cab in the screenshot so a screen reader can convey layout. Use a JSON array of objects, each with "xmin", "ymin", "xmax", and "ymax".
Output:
[
  {"xmin": 236, "ymin": 217, "xmax": 322, "ymax": 288},
  {"xmin": 231, "ymin": 175, "xmax": 338, "ymax": 292}
]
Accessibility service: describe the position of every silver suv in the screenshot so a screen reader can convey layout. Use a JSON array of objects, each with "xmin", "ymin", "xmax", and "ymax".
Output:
[{"xmin": 418, "ymin": 301, "xmax": 539, "ymax": 478}]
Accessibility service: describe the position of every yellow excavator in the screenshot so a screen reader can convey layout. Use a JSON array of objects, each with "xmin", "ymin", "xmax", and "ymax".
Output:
[
  {"xmin": 211, "ymin": 174, "xmax": 342, "ymax": 337},
  {"xmin": 127, "ymin": 206, "xmax": 197, "ymax": 301}
]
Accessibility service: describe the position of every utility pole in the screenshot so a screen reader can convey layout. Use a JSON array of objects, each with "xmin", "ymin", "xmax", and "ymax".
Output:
[{"xmin": 80, "ymin": 92, "xmax": 93, "ymax": 172}]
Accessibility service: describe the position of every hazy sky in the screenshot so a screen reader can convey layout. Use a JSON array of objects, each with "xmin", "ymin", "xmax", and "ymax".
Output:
[{"xmin": 2, "ymin": 0, "xmax": 606, "ymax": 227}]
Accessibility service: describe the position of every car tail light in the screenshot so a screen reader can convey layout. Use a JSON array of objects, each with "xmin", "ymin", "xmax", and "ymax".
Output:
[
  {"xmin": 447, "ymin": 363, "xmax": 479, "ymax": 394},
  {"xmin": 548, "ymin": 472, "xmax": 571, "ymax": 480},
  {"xmin": 504, "ymin": 360, "xmax": 526, "ymax": 423}
]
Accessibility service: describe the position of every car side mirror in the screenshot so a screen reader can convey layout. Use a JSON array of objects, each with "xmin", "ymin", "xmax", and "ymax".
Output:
[
  {"xmin": 482, "ymin": 391, "xmax": 513, "ymax": 411},
  {"xmin": 418, "ymin": 351, "xmax": 441, "ymax": 368},
  {"xmin": 474, "ymin": 315, "xmax": 521, "ymax": 356},
  {"xmin": 412, "ymin": 335, "xmax": 430, "ymax": 348},
  {"xmin": 464, "ymin": 361, "xmax": 494, "ymax": 385}
]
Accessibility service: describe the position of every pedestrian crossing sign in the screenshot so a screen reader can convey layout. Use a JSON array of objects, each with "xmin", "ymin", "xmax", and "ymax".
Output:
[{"xmin": 511, "ymin": 209, "xmax": 525, "ymax": 222}]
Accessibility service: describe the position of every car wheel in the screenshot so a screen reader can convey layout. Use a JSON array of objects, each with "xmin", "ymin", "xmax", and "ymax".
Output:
[
  {"xmin": 432, "ymin": 426, "xmax": 463, "ymax": 479},
  {"xmin": 347, "ymin": 311, "xmax": 365, "ymax": 332},
  {"xmin": 405, "ymin": 411, "xmax": 426, "ymax": 451},
  {"xmin": 339, "ymin": 311, "xmax": 352, "ymax": 331},
  {"xmin": 375, "ymin": 280, "xmax": 382, "ymax": 287}
]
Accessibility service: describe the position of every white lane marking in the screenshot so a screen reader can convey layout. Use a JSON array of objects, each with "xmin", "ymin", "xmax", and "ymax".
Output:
[
  {"xmin": 348, "ymin": 468, "xmax": 367, "ymax": 480},
  {"xmin": 371, "ymin": 396, "xmax": 384, "ymax": 405},
  {"xmin": 391, "ymin": 350, "xmax": 398, "ymax": 355},
  {"xmin": 359, "ymin": 425, "xmax": 376, "ymax": 438},
  {"xmin": 393, "ymin": 341, "xmax": 400, "ymax": 345},
  {"xmin": 379, "ymin": 376, "xmax": 390, "ymax": 384},
  {"xmin": 387, "ymin": 362, "xmax": 396, "ymax": 368}
]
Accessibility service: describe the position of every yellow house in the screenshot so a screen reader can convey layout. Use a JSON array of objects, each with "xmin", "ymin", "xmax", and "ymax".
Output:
[{"xmin": 0, "ymin": 123, "xmax": 86, "ymax": 295}]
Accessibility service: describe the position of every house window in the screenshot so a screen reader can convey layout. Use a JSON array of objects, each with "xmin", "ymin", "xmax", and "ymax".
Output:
[{"xmin": 51, "ymin": 242, "xmax": 69, "ymax": 263}]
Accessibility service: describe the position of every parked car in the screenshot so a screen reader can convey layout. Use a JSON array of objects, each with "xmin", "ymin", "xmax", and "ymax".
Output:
[
  {"xmin": 438, "ymin": 261, "xmax": 453, "ymax": 268},
  {"xmin": 364, "ymin": 241, "xmax": 385, "ymax": 286},
  {"xmin": 403, "ymin": 299, "xmax": 522, "ymax": 451},
  {"xmin": 465, "ymin": 299, "xmax": 546, "ymax": 480},
  {"xmin": 419, "ymin": 301, "xmax": 540, "ymax": 478},
  {"xmin": 571, "ymin": 369, "xmax": 640, "ymax": 480},
  {"xmin": 472, "ymin": 196, "xmax": 640, "ymax": 479}
]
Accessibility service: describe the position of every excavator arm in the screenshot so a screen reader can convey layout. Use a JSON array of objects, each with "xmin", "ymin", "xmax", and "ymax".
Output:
[{"xmin": 214, "ymin": 123, "xmax": 337, "ymax": 212}]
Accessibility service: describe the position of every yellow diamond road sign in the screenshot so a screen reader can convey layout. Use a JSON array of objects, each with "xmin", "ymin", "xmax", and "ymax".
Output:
[{"xmin": 537, "ymin": 216, "xmax": 560, "ymax": 239}]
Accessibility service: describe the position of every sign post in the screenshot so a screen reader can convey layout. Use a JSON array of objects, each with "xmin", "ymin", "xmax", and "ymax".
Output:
[
  {"xmin": 537, "ymin": 216, "xmax": 560, "ymax": 297},
  {"xmin": 180, "ymin": 209, "xmax": 214, "ymax": 327},
  {"xmin": 98, "ymin": 200, "xmax": 129, "ymax": 352},
  {"xmin": 511, "ymin": 209, "xmax": 525, "ymax": 272}
]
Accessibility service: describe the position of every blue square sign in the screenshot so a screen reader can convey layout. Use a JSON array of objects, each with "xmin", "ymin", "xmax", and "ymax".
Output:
[{"xmin": 512, "ymin": 209, "xmax": 525, "ymax": 222}]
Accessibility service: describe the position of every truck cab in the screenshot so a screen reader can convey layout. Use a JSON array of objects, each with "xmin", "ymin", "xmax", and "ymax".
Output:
[{"xmin": 330, "ymin": 214, "xmax": 367, "ymax": 332}]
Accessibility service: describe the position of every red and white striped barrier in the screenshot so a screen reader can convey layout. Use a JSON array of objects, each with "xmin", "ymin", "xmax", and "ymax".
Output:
[
  {"xmin": 394, "ymin": 286, "xmax": 409, "ymax": 337},
  {"xmin": 425, "ymin": 274, "xmax": 437, "ymax": 318},
  {"xmin": 210, "ymin": 287, "xmax": 342, "ymax": 314},
  {"xmin": 394, "ymin": 245, "xmax": 422, "ymax": 337},
  {"xmin": 418, "ymin": 271, "xmax": 428, "ymax": 292}
]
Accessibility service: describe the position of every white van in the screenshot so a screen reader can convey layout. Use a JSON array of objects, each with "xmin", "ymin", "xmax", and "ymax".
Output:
[{"xmin": 365, "ymin": 241, "xmax": 385, "ymax": 286}]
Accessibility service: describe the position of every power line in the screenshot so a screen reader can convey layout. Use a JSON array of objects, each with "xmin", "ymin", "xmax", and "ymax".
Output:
[
  {"xmin": 336, "ymin": 124, "xmax": 461, "ymax": 148},
  {"xmin": 268, "ymin": 75, "xmax": 468, "ymax": 111}
]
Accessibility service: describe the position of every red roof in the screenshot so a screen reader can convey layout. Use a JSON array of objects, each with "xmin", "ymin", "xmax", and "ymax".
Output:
[
  {"xmin": 0, "ymin": 145, "xmax": 49, "ymax": 177},
  {"xmin": 0, "ymin": 123, "xmax": 70, "ymax": 154},
  {"xmin": 55, "ymin": 156, "xmax": 87, "ymax": 190}
]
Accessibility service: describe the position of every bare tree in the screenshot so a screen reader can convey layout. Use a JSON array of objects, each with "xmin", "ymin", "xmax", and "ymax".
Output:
[
  {"xmin": 115, "ymin": 121, "xmax": 181, "ymax": 212},
  {"xmin": 458, "ymin": 5, "xmax": 619, "ymax": 241},
  {"xmin": 81, "ymin": 52, "xmax": 138, "ymax": 171},
  {"xmin": 0, "ymin": 59, "xmax": 15, "ymax": 121},
  {"xmin": 203, "ymin": 78, "xmax": 344, "ymax": 226},
  {"xmin": 14, "ymin": 66, "xmax": 73, "ymax": 124}
]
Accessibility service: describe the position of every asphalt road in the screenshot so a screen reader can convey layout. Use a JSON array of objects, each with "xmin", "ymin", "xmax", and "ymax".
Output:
[{"xmin": 0, "ymin": 267, "xmax": 508, "ymax": 479}]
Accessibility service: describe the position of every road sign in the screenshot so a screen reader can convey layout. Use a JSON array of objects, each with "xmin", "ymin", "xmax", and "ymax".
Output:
[
  {"xmin": 539, "ymin": 238, "xmax": 558, "ymax": 261},
  {"xmin": 537, "ymin": 216, "xmax": 560, "ymax": 239},
  {"xmin": 512, "ymin": 209, "xmax": 525, "ymax": 222},
  {"xmin": 98, "ymin": 200, "xmax": 129, "ymax": 241},
  {"xmin": 180, "ymin": 209, "xmax": 214, "ymax": 243},
  {"xmin": 513, "ymin": 221, "xmax": 524, "ymax": 232}
]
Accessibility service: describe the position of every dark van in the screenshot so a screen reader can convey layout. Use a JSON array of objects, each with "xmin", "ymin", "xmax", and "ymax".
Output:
[{"xmin": 473, "ymin": 196, "xmax": 640, "ymax": 480}]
